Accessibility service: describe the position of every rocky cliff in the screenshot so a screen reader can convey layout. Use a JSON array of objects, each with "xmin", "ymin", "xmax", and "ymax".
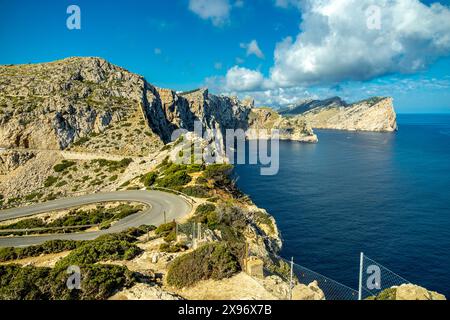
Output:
[
  {"xmin": 281, "ymin": 97, "xmax": 398, "ymax": 133},
  {"xmin": 1, "ymin": 57, "xmax": 313, "ymax": 155},
  {"xmin": 248, "ymin": 108, "xmax": 318, "ymax": 143}
]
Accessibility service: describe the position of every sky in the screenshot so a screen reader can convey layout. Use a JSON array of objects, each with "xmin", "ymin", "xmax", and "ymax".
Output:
[{"xmin": 1, "ymin": 0, "xmax": 450, "ymax": 113}]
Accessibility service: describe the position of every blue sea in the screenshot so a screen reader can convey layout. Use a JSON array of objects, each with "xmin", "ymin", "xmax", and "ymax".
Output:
[{"xmin": 234, "ymin": 114, "xmax": 450, "ymax": 296}]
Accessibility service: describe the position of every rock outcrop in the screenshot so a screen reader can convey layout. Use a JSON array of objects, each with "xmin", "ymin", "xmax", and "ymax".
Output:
[
  {"xmin": 281, "ymin": 97, "xmax": 398, "ymax": 133},
  {"xmin": 368, "ymin": 284, "xmax": 446, "ymax": 300},
  {"xmin": 395, "ymin": 284, "xmax": 446, "ymax": 300},
  {"xmin": 280, "ymin": 96, "xmax": 347, "ymax": 116},
  {"xmin": 248, "ymin": 108, "xmax": 318, "ymax": 143}
]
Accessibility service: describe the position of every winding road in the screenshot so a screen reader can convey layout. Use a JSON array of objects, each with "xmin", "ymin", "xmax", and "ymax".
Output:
[{"xmin": 0, "ymin": 190, "xmax": 192, "ymax": 248}]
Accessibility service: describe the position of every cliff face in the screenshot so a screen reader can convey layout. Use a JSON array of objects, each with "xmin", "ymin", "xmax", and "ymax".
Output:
[
  {"xmin": 248, "ymin": 108, "xmax": 318, "ymax": 143},
  {"xmin": 0, "ymin": 57, "xmax": 151, "ymax": 152},
  {"xmin": 294, "ymin": 97, "xmax": 398, "ymax": 132},
  {"xmin": 0, "ymin": 57, "xmax": 316, "ymax": 153},
  {"xmin": 279, "ymin": 96, "xmax": 347, "ymax": 116}
]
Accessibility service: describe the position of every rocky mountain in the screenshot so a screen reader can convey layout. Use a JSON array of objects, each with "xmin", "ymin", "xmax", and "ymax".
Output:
[
  {"xmin": 0, "ymin": 57, "xmax": 315, "ymax": 157},
  {"xmin": 248, "ymin": 108, "xmax": 318, "ymax": 143},
  {"xmin": 279, "ymin": 97, "xmax": 398, "ymax": 133},
  {"xmin": 279, "ymin": 97, "xmax": 347, "ymax": 116}
]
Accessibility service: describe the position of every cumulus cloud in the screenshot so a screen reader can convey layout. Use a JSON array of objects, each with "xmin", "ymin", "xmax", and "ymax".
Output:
[
  {"xmin": 240, "ymin": 40, "xmax": 265, "ymax": 59},
  {"xmin": 188, "ymin": 0, "xmax": 231, "ymax": 26},
  {"xmin": 215, "ymin": 0, "xmax": 450, "ymax": 95},
  {"xmin": 270, "ymin": 0, "xmax": 450, "ymax": 87},
  {"xmin": 225, "ymin": 66, "xmax": 266, "ymax": 91}
]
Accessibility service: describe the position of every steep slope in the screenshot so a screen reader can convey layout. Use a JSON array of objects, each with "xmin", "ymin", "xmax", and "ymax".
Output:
[
  {"xmin": 301, "ymin": 97, "xmax": 398, "ymax": 132},
  {"xmin": 248, "ymin": 108, "xmax": 318, "ymax": 143},
  {"xmin": 0, "ymin": 57, "xmax": 317, "ymax": 157},
  {"xmin": 279, "ymin": 97, "xmax": 347, "ymax": 116}
]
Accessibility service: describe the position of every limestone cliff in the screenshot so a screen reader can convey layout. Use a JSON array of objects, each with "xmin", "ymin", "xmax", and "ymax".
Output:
[
  {"xmin": 248, "ymin": 108, "xmax": 318, "ymax": 143},
  {"xmin": 281, "ymin": 97, "xmax": 398, "ymax": 133},
  {"xmin": 0, "ymin": 57, "xmax": 317, "ymax": 153}
]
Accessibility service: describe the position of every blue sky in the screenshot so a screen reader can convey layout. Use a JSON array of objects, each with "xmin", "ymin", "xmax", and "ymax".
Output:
[{"xmin": 1, "ymin": 0, "xmax": 450, "ymax": 113}]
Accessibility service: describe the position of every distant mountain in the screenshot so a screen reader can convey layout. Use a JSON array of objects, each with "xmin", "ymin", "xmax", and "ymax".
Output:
[
  {"xmin": 279, "ymin": 97, "xmax": 347, "ymax": 116},
  {"xmin": 297, "ymin": 97, "xmax": 398, "ymax": 132}
]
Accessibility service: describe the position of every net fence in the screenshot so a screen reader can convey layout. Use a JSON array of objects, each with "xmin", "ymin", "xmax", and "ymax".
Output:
[
  {"xmin": 263, "ymin": 255, "xmax": 359, "ymax": 300},
  {"xmin": 359, "ymin": 254, "xmax": 410, "ymax": 299}
]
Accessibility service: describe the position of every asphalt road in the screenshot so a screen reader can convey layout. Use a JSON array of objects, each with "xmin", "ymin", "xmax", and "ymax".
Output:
[{"xmin": 0, "ymin": 190, "xmax": 192, "ymax": 248}]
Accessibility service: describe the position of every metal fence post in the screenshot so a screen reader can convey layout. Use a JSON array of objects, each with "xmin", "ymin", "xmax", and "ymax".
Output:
[
  {"xmin": 289, "ymin": 257, "xmax": 294, "ymax": 300},
  {"xmin": 358, "ymin": 252, "xmax": 364, "ymax": 301}
]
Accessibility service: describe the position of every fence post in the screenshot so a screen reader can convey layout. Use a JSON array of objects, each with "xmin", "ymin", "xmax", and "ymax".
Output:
[
  {"xmin": 289, "ymin": 257, "xmax": 294, "ymax": 300},
  {"xmin": 358, "ymin": 252, "xmax": 364, "ymax": 301},
  {"xmin": 163, "ymin": 211, "xmax": 167, "ymax": 224}
]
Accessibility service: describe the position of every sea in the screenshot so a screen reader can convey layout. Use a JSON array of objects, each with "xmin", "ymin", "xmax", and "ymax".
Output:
[{"xmin": 234, "ymin": 114, "xmax": 450, "ymax": 297}]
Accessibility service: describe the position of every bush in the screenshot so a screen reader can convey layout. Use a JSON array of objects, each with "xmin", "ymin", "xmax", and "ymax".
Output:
[
  {"xmin": 0, "ymin": 240, "xmax": 81, "ymax": 262},
  {"xmin": 44, "ymin": 176, "xmax": 58, "ymax": 187},
  {"xmin": 156, "ymin": 171, "xmax": 192, "ymax": 188},
  {"xmin": 155, "ymin": 221, "xmax": 176, "ymax": 236},
  {"xmin": 0, "ymin": 264, "xmax": 135, "ymax": 300},
  {"xmin": 159, "ymin": 242, "xmax": 188, "ymax": 253},
  {"xmin": 166, "ymin": 242, "xmax": 240, "ymax": 288},
  {"xmin": 202, "ymin": 164, "xmax": 233, "ymax": 181},
  {"xmin": 91, "ymin": 158, "xmax": 133, "ymax": 172},
  {"xmin": 55, "ymin": 236, "xmax": 142, "ymax": 269},
  {"xmin": 195, "ymin": 203, "xmax": 216, "ymax": 216},
  {"xmin": 140, "ymin": 172, "xmax": 157, "ymax": 187},
  {"xmin": 53, "ymin": 161, "xmax": 76, "ymax": 173},
  {"xmin": 182, "ymin": 185, "xmax": 211, "ymax": 198}
]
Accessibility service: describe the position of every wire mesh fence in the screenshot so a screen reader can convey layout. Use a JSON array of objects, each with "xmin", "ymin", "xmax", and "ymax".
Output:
[
  {"xmin": 175, "ymin": 221, "xmax": 215, "ymax": 248},
  {"xmin": 262, "ymin": 255, "xmax": 359, "ymax": 300},
  {"xmin": 358, "ymin": 253, "xmax": 410, "ymax": 299}
]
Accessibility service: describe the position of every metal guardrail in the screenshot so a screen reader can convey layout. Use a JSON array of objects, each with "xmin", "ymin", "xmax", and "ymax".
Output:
[
  {"xmin": 148, "ymin": 186, "xmax": 197, "ymax": 204},
  {"xmin": 0, "ymin": 224, "xmax": 99, "ymax": 234}
]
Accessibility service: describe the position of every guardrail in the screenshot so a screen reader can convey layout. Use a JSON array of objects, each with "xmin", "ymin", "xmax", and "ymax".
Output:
[
  {"xmin": 148, "ymin": 186, "xmax": 197, "ymax": 205},
  {"xmin": 0, "ymin": 224, "xmax": 99, "ymax": 234}
]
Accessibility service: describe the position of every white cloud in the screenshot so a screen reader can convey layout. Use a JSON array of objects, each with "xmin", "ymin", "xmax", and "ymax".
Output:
[
  {"xmin": 240, "ymin": 40, "xmax": 265, "ymax": 59},
  {"xmin": 225, "ymin": 66, "xmax": 266, "ymax": 91},
  {"xmin": 215, "ymin": 0, "xmax": 450, "ymax": 93},
  {"xmin": 154, "ymin": 48, "xmax": 162, "ymax": 55},
  {"xmin": 188, "ymin": 0, "xmax": 231, "ymax": 26},
  {"xmin": 270, "ymin": 0, "xmax": 450, "ymax": 87}
]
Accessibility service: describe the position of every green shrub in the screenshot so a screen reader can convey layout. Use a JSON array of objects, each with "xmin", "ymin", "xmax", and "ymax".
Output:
[
  {"xmin": 155, "ymin": 221, "xmax": 176, "ymax": 236},
  {"xmin": 0, "ymin": 264, "xmax": 135, "ymax": 300},
  {"xmin": 44, "ymin": 176, "xmax": 58, "ymax": 187},
  {"xmin": 166, "ymin": 242, "xmax": 240, "ymax": 288},
  {"xmin": 159, "ymin": 242, "xmax": 188, "ymax": 253},
  {"xmin": 195, "ymin": 203, "xmax": 216, "ymax": 216},
  {"xmin": 53, "ymin": 161, "xmax": 76, "ymax": 173},
  {"xmin": 140, "ymin": 172, "xmax": 157, "ymax": 187},
  {"xmin": 202, "ymin": 164, "xmax": 233, "ymax": 180},
  {"xmin": 0, "ymin": 240, "xmax": 81, "ymax": 262},
  {"xmin": 157, "ymin": 171, "xmax": 192, "ymax": 188},
  {"xmin": 109, "ymin": 175, "xmax": 118, "ymax": 182},
  {"xmin": 55, "ymin": 237, "xmax": 142, "ymax": 269},
  {"xmin": 182, "ymin": 185, "xmax": 211, "ymax": 198},
  {"xmin": 91, "ymin": 158, "xmax": 133, "ymax": 172}
]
